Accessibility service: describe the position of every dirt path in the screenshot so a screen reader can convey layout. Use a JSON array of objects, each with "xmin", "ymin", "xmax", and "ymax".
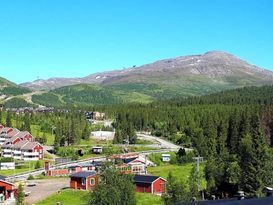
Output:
[{"xmin": 25, "ymin": 178, "xmax": 70, "ymax": 204}]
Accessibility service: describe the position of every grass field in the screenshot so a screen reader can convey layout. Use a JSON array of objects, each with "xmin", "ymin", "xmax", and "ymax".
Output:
[
  {"xmin": 0, "ymin": 160, "xmax": 43, "ymax": 176},
  {"xmin": 136, "ymin": 192, "xmax": 163, "ymax": 205},
  {"xmin": 148, "ymin": 163, "xmax": 206, "ymax": 189},
  {"xmin": 31, "ymin": 124, "xmax": 54, "ymax": 145},
  {"xmin": 36, "ymin": 190, "xmax": 163, "ymax": 205},
  {"xmin": 36, "ymin": 190, "xmax": 90, "ymax": 205}
]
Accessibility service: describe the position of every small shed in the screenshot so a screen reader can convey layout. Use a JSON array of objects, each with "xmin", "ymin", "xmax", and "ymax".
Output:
[
  {"xmin": 162, "ymin": 154, "xmax": 171, "ymax": 162},
  {"xmin": 92, "ymin": 146, "xmax": 103, "ymax": 154},
  {"xmin": 134, "ymin": 174, "xmax": 166, "ymax": 195},
  {"xmin": 70, "ymin": 171, "xmax": 98, "ymax": 190}
]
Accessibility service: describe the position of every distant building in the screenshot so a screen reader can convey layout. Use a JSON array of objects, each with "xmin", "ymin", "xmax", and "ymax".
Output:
[
  {"xmin": 0, "ymin": 162, "xmax": 15, "ymax": 170},
  {"xmin": 92, "ymin": 112, "xmax": 105, "ymax": 120},
  {"xmin": 70, "ymin": 171, "xmax": 98, "ymax": 190},
  {"xmin": 162, "ymin": 154, "xmax": 171, "ymax": 162},
  {"xmin": 92, "ymin": 146, "xmax": 103, "ymax": 154}
]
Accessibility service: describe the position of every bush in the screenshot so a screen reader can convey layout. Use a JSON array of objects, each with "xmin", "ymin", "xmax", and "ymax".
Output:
[
  {"xmin": 0, "ymin": 157, "xmax": 14, "ymax": 162},
  {"xmin": 27, "ymin": 174, "xmax": 34, "ymax": 180}
]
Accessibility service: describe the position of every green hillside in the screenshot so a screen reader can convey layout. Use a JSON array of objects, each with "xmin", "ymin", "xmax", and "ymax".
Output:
[
  {"xmin": 4, "ymin": 97, "xmax": 38, "ymax": 108},
  {"xmin": 0, "ymin": 77, "xmax": 31, "ymax": 96},
  {"xmin": 31, "ymin": 84, "xmax": 153, "ymax": 107}
]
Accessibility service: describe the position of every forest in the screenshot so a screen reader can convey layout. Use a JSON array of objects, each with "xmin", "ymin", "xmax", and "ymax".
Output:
[
  {"xmin": 95, "ymin": 85, "xmax": 273, "ymax": 197},
  {"xmin": 1, "ymin": 84, "xmax": 273, "ymax": 199}
]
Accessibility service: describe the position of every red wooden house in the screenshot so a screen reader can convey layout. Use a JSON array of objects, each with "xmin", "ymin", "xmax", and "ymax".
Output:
[
  {"xmin": 70, "ymin": 171, "xmax": 98, "ymax": 190},
  {"xmin": 134, "ymin": 174, "xmax": 166, "ymax": 195},
  {"xmin": 0, "ymin": 179, "xmax": 15, "ymax": 202}
]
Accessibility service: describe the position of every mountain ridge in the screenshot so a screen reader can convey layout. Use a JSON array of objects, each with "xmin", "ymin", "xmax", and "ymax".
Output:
[{"xmin": 20, "ymin": 51, "xmax": 273, "ymax": 91}]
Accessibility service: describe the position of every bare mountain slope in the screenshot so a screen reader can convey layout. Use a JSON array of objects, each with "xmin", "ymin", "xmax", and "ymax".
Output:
[{"xmin": 20, "ymin": 51, "xmax": 273, "ymax": 92}]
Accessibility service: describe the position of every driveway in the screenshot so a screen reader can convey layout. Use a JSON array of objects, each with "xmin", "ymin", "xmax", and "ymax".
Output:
[{"xmin": 24, "ymin": 178, "xmax": 70, "ymax": 204}]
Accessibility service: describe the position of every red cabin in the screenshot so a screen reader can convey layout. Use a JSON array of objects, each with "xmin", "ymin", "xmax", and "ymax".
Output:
[
  {"xmin": 70, "ymin": 171, "xmax": 98, "ymax": 191},
  {"xmin": 134, "ymin": 174, "xmax": 166, "ymax": 195}
]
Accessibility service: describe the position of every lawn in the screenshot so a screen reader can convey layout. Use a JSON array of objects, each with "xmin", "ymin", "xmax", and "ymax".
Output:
[
  {"xmin": 36, "ymin": 190, "xmax": 163, "ymax": 205},
  {"xmin": 36, "ymin": 190, "xmax": 90, "ymax": 205},
  {"xmin": 136, "ymin": 192, "xmax": 163, "ymax": 205},
  {"xmin": 148, "ymin": 163, "xmax": 206, "ymax": 188}
]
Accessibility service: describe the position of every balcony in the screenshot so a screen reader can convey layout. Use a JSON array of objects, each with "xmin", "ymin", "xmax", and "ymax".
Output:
[
  {"xmin": 23, "ymin": 152, "xmax": 39, "ymax": 156},
  {"xmin": 2, "ymin": 154, "xmax": 12, "ymax": 158},
  {"xmin": 3, "ymin": 149, "xmax": 12, "ymax": 153},
  {"xmin": 13, "ymin": 150, "xmax": 22, "ymax": 154},
  {"xmin": 14, "ymin": 155, "xmax": 22, "ymax": 160},
  {"xmin": 23, "ymin": 157, "xmax": 39, "ymax": 161}
]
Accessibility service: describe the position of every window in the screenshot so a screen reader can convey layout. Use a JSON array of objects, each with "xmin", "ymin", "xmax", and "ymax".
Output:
[
  {"xmin": 82, "ymin": 178, "xmax": 86, "ymax": 185},
  {"xmin": 90, "ymin": 178, "xmax": 95, "ymax": 186}
]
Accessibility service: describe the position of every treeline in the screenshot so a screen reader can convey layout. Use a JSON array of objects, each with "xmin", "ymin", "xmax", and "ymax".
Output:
[{"xmin": 0, "ymin": 86, "xmax": 31, "ymax": 96}]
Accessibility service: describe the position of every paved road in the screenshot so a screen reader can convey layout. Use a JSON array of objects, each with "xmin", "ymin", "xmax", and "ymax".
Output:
[
  {"xmin": 25, "ymin": 178, "xmax": 70, "ymax": 205},
  {"xmin": 137, "ymin": 133, "xmax": 182, "ymax": 150}
]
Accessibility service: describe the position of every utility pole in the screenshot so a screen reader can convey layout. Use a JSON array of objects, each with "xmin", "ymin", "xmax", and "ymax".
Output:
[{"xmin": 192, "ymin": 156, "xmax": 204, "ymax": 200}]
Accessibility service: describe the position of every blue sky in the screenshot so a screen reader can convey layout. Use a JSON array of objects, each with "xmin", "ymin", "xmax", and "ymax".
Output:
[{"xmin": 0, "ymin": 0, "xmax": 272, "ymax": 83}]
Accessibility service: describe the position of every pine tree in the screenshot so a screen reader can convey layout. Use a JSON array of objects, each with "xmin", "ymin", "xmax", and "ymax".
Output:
[
  {"xmin": 6, "ymin": 111, "xmax": 12, "ymax": 127},
  {"xmin": 81, "ymin": 124, "xmax": 90, "ymax": 140},
  {"xmin": 16, "ymin": 184, "xmax": 25, "ymax": 205},
  {"xmin": 188, "ymin": 165, "xmax": 201, "ymax": 199},
  {"xmin": 239, "ymin": 114, "xmax": 270, "ymax": 196},
  {"xmin": 162, "ymin": 172, "xmax": 189, "ymax": 205}
]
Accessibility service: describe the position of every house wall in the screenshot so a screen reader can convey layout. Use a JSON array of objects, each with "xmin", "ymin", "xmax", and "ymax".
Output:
[
  {"xmin": 47, "ymin": 169, "xmax": 69, "ymax": 176},
  {"xmin": 152, "ymin": 178, "xmax": 166, "ymax": 194},
  {"xmin": 70, "ymin": 175, "xmax": 98, "ymax": 190},
  {"xmin": 12, "ymin": 138, "xmax": 21, "ymax": 145},
  {"xmin": 70, "ymin": 177, "xmax": 86, "ymax": 190},
  {"xmin": 86, "ymin": 175, "xmax": 98, "ymax": 190},
  {"xmin": 34, "ymin": 144, "xmax": 43, "ymax": 160},
  {"xmin": 135, "ymin": 182, "xmax": 152, "ymax": 193},
  {"xmin": 23, "ymin": 134, "xmax": 33, "ymax": 141}
]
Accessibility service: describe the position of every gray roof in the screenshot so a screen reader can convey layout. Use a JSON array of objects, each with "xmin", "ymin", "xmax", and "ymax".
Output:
[
  {"xmin": 14, "ymin": 131, "xmax": 32, "ymax": 139},
  {"xmin": 1, "ymin": 142, "xmax": 13, "ymax": 148},
  {"xmin": 134, "ymin": 174, "xmax": 163, "ymax": 184},
  {"xmin": 0, "ymin": 127, "xmax": 13, "ymax": 134},
  {"xmin": 21, "ymin": 141, "xmax": 41, "ymax": 150},
  {"xmin": 70, "ymin": 171, "xmax": 96, "ymax": 178},
  {"xmin": 7, "ymin": 129, "xmax": 20, "ymax": 137},
  {"xmin": 13, "ymin": 140, "xmax": 29, "ymax": 149}
]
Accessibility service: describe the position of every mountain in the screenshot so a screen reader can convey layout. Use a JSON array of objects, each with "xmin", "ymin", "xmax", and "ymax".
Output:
[
  {"xmin": 21, "ymin": 51, "xmax": 273, "ymax": 96},
  {"xmin": 19, "ymin": 51, "xmax": 273, "ymax": 106}
]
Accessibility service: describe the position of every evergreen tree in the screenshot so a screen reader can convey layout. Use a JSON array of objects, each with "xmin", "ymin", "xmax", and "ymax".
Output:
[
  {"xmin": 162, "ymin": 172, "xmax": 189, "ymax": 205},
  {"xmin": 81, "ymin": 124, "xmax": 90, "ymax": 140},
  {"xmin": 188, "ymin": 165, "xmax": 201, "ymax": 199},
  {"xmin": 16, "ymin": 184, "xmax": 25, "ymax": 205},
  {"xmin": 239, "ymin": 114, "xmax": 270, "ymax": 196},
  {"xmin": 89, "ymin": 168, "xmax": 136, "ymax": 205},
  {"xmin": 6, "ymin": 111, "xmax": 12, "ymax": 127}
]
